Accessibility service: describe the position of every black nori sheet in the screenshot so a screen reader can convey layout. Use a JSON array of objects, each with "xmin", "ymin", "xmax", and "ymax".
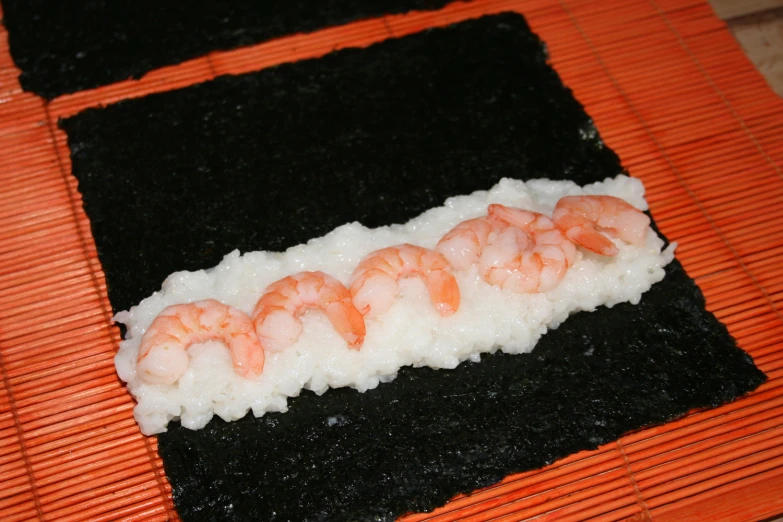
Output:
[
  {"xmin": 61, "ymin": 13, "xmax": 619, "ymax": 316},
  {"xmin": 158, "ymin": 260, "xmax": 765, "ymax": 521},
  {"xmin": 59, "ymin": 13, "xmax": 766, "ymax": 521},
  {"xmin": 2, "ymin": 0, "xmax": 457, "ymax": 99}
]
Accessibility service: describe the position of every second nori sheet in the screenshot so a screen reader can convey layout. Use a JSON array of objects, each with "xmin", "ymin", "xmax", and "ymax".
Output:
[
  {"xmin": 2, "ymin": 0, "xmax": 457, "ymax": 99},
  {"xmin": 59, "ymin": 13, "xmax": 766, "ymax": 521}
]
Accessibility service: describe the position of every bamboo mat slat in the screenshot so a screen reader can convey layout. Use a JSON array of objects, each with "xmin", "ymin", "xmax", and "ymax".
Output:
[{"xmin": 0, "ymin": 0, "xmax": 781, "ymax": 520}]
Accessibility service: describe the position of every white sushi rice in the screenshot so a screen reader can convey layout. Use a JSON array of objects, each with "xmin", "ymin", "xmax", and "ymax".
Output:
[{"xmin": 115, "ymin": 175, "xmax": 675, "ymax": 435}]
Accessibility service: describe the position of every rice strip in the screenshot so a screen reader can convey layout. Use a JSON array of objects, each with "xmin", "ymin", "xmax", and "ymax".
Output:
[{"xmin": 115, "ymin": 175, "xmax": 674, "ymax": 435}]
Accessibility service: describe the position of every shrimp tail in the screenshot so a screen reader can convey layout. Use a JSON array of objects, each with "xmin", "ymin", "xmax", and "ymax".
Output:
[
  {"xmin": 230, "ymin": 330, "xmax": 266, "ymax": 377},
  {"xmin": 325, "ymin": 300, "xmax": 366, "ymax": 349},
  {"xmin": 426, "ymin": 269, "xmax": 460, "ymax": 317},
  {"xmin": 564, "ymin": 225, "xmax": 618, "ymax": 256}
]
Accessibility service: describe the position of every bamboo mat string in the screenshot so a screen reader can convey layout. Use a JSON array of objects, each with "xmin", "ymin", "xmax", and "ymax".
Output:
[
  {"xmin": 0, "ymin": 352, "xmax": 45, "ymax": 519},
  {"xmin": 616, "ymin": 439, "xmax": 653, "ymax": 520}
]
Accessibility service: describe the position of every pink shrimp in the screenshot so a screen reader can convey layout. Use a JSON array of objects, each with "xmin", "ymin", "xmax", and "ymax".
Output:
[
  {"xmin": 252, "ymin": 271, "xmax": 366, "ymax": 352},
  {"xmin": 552, "ymin": 195, "xmax": 650, "ymax": 256},
  {"xmin": 349, "ymin": 244, "xmax": 460, "ymax": 319},
  {"xmin": 479, "ymin": 204, "xmax": 578, "ymax": 293},
  {"xmin": 436, "ymin": 216, "xmax": 508, "ymax": 271},
  {"xmin": 136, "ymin": 299, "xmax": 264, "ymax": 385}
]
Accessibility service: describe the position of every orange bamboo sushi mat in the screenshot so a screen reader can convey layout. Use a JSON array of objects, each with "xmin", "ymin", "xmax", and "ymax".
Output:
[{"xmin": 1, "ymin": 0, "xmax": 782, "ymax": 520}]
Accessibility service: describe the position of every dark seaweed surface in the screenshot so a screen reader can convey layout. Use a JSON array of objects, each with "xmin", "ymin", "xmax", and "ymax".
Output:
[
  {"xmin": 61, "ymin": 14, "xmax": 618, "ymax": 316},
  {"xmin": 59, "ymin": 13, "xmax": 765, "ymax": 521},
  {"xmin": 159, "ymin": 260, "xmax": 765, "ymax": 521},
  {"xmin": 2, "ymin": 0, "xmax": 457, "ymax": 99}
]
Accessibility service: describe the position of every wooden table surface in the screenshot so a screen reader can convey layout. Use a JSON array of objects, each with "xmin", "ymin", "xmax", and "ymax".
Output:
[{"xmin": 710, "ymin": 0, "xmax": 783, "ymax": 96}]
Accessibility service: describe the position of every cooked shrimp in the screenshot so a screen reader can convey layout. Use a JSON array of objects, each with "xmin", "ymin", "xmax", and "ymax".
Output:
[
  {"xmin": 350, "ymin": 244, "xmax": 460, "ymax": 318},
  {"xmin": 436, "ymin": 216, "xmax": 507, "ymax": 270},
  {"xmin": 552, "ymin": 195, "xmax": 650, "ymax": 256},
  {"xmin": 252, "ymin": 271, "xmax": 366, "ymax": 352},
  {"xmin": 480, "ymin": 204, "xmax": 577, "ymax": 293},
  {"xmin": 136, "ymin": 299, "xmax": 264, "ymax": 385}
]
